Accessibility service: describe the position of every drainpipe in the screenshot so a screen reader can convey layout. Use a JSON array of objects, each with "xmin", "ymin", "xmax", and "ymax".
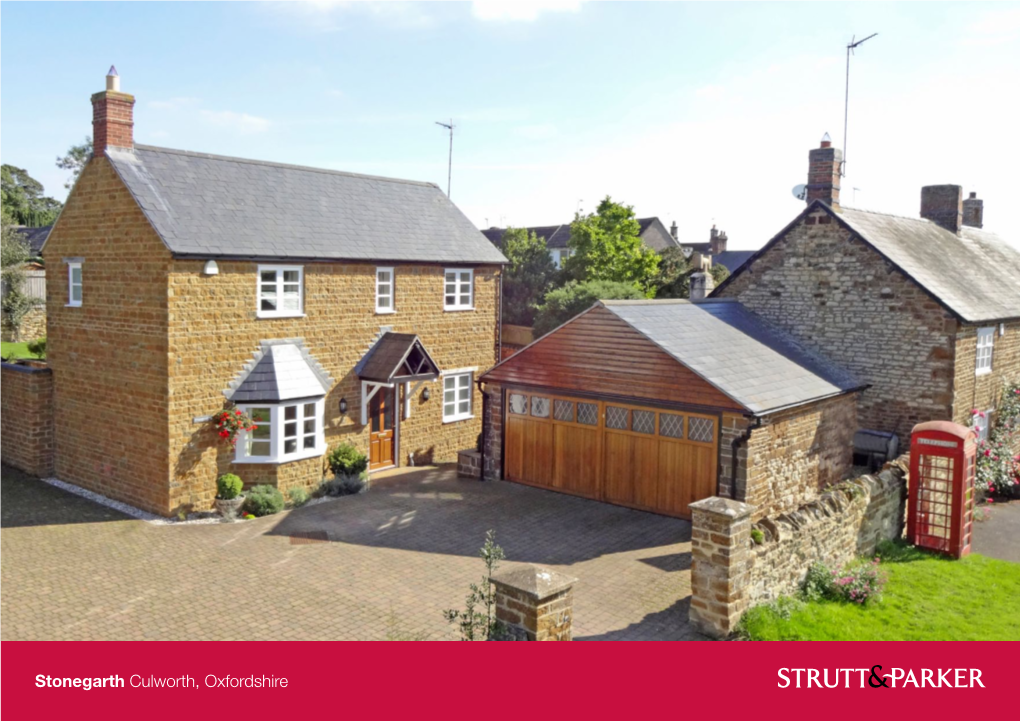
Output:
[
  {"xmin": 730, "ymin": 415, "xmax": 761, "ymax": 500},
  {"xmin": 477, "ymin": 379, "xmax": 488, "ymax": 479}
]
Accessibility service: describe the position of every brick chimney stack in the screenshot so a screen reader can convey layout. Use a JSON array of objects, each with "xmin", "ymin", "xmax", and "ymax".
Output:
[
  {"xmin": 92, "ymin": 66, "xmax": 134, "ymax": 156},
  {"xmin": 709, "ymin": 225, "xmax": 728, "ymax": 255},
  {"xmin": 806, "ymin": 133, "xmax": 842, "ymax": 209},
  {"xmin": 920, "ymin": 185, "xmax": 963, "ymax": 234},
  {"xmin": 962, "ymin": 192, "xmax": 984, "ymax": 229}
]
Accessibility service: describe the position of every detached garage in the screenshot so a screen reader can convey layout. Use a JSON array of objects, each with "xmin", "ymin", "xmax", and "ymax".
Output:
[{"xmin": 479, "ymin": 299, "xmax": 865, "ymax": 519}]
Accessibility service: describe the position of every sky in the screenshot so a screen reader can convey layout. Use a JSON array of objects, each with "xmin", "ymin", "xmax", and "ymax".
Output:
[{"xmin": 2, "ymin": 1, "xmax": 1020, "ymax": 249}]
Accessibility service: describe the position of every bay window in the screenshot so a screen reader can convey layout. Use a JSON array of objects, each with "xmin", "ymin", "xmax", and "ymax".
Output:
[{"xmin": 236, "ymin": 399, "xmax": 324, "ymax": 463}]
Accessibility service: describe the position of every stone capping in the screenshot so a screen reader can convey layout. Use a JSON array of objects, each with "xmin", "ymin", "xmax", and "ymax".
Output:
[
  {"xmin": 0, "ymin": 360, "xmax": 51, "ymax": 375},
  {"xmin": 688, "ymin": 496, "xmax": 754, "ymax": 519},
  {"xmin": 491, "ymin": 564, "xmax": 577, "ymax": 641},
  {"xmin": 492, "ymin": 565, "xmax": 577, "ymax": 600}
]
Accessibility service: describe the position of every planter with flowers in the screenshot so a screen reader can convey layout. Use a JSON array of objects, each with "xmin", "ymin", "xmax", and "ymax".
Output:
[{"xmin": 212, "ymin": 407, "xmax": 257, "ymax": 451}]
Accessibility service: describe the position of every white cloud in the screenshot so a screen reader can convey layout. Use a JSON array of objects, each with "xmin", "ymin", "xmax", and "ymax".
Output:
[
  {"xmin": 199, "ymin": 110, "xmax": 272, "ymax": 134},
  {"xmin": 961, "ymin": 7, "xmax": 1020, "ymax": 46},
  {"xmin": 148, "ymin": 97, "xmax": 200, "ymax": 110},
  {"xmin": 471, "ymin": 1, "xmax": 583, "ymax": 23}
]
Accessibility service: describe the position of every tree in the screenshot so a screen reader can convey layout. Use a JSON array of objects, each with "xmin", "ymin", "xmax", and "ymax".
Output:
[
  {"xmin": 56, "ymin": 137, "xmax": 93, "ymax": 190},
  {"xmin": 653, "ymin": 246, "xmax": 691, "ymax": 299},
  {"xmin": 533, "ymin": 279, "xmax": 645, "ymax": 337},
  {"xmin": 500, "ymin": 227, "xmax": 557, "ymax": 327},
  {"xmin": 1, "ymin": 165, "xmax": 62, "ymax": 227},
  {"xmin": 564, "ymin": 196, "xmax": 660, "ymax": 297},
  {"xmin": 1, "ymin": 214, "xmax": 42, "ymax": 341},
  {"xmin": 710, "ymin": 263, "xmax": 730, "ymax": 287}
]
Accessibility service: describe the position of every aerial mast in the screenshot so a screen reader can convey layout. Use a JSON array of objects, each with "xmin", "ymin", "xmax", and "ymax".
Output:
[{"xmin": 842, "ymin": 32, "xmax": 878, "ymax": 178}]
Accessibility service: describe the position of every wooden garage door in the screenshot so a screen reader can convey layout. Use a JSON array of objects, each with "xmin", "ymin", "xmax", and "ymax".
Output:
[{"xmin": 504, "ymin": 390, "xmax": 718, "ymax": 518}]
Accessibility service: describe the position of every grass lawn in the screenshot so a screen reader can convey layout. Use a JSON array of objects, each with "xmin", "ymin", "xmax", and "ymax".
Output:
[
  {"xmin": 0, "ymin": 341, "xmax": 37, "ymax": 360},
  {"xmin": 740, "ymin": 541, "xmax": 1020, "ymax": 641}
]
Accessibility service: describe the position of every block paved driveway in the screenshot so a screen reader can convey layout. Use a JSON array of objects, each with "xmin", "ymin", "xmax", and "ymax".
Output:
[{"xmin": 1, "ymin": 464, "xmax": 701, "ymax": 641}]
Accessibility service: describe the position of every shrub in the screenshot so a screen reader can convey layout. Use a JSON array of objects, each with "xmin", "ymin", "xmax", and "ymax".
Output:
[
  {"xmin": 318, "ymin": 472, "xmax": 367, "ymax": 497},
  {"xmin": 287, "ymin": 487, "xmax": 309, "ymax": 507},
  {"xmin": 533, "ymin": 279, "xmax": 644, "ymax": 337},
  {"xmin": 805, "ymin": 558, "xmax": 886, "ymax": 605},
  {"xmin": 970, "ymin": 400, "xmax": 1020, "ymax": 498},
  {"xmin": 328, "ymin": 443, "xmax": 368, "ymax": 477},
  {"xmin": 242, "ymin": 485, "xmax": 285, "ymax": 517},
  {"xmin": 736, "ymin": 597, "xmax": 804, "ymax": 640},
  {"xmin": 27, "ymin": 337, "xmax": 46, "ymax": 359},
  {"xmin": 215, "ymin": 473, "xmax": 244, "ymax": 500},
  {"xmin": 750, "ymin": 528, "xmax": 764, "ymax": 545},
  {"xmin": 443, "ymin": 530, "xmax": 506, "ymax": 641}
]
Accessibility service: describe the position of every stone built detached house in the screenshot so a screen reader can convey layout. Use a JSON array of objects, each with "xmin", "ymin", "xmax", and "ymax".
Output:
[
  {"xmin": 714, "ymin": 137, "xmax": 1020, "ymax": 443},
  {"xmin": 39, "ymin": 70, "xmax": 506, "ymax": 516}
]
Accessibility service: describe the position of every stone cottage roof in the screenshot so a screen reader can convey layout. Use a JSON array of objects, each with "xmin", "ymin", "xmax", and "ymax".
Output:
[
  {"xmin": 13, "ymin": 225, "xmax": 51, "ymax": 257},
  {"xmin": 600, "ymin": 299, "xmax": 865, "ymax": 415},
  {"xmin": 225, "ymin": 340, "xmax": 333, "ymax": 403},
  {"xmin": 715, "ymin": 200, "xmax": 1020, "ymax": 324},
  {"xmin": 481, "ymin": 217, "xmax": 681, "ymax": 252},
  {"xmin": 101, "ymin": 145, "xmax": 507, "ymax": 265}
]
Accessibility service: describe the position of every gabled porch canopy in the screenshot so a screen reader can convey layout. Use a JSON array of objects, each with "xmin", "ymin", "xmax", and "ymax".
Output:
[{"xmin": 356, "ymin": 333, "xmax": 441, "ymax": 423}]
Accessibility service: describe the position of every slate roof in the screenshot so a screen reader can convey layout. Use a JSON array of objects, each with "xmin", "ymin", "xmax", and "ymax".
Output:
[
  {"xmin": 13, "ymin": 226, "xmax": 51, "ymax": 257},
  {"xmin": 225, "ymin": 340, "xmax": 333, "ymax": 403},
  {"xmin": 714, "ymin": 200, "xmax": 1020, "ymax": 323},
  {"xmin": 836, "ymin": 206, "xmax": 1020, "ymax": 323},
  {"xmin": 481, "ymin": 217, "xmax": 680, "ymax": 251},
  {"xmin": 712, "ymin": 250, "xmax": 755, "ymax": 273},
  {"xmin": 600, "ymin": 299, "xmax": 864, "ymax": 415},
  {"xmin": 103, "ymin": 145, "xmax": 507, "ymax": 265},
  {"xmin": 356, "ymin": 332, "xmax": 440, "ymax": 383}
]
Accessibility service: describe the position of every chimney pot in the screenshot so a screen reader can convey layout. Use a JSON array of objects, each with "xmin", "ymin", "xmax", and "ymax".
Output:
[
  {"xmin": 920, "ymin": 185, "xmax": 964, "ymax": 234},
  {"xmin": 962, "ymin": 191, "xmax": 984, "ymax": 229},
  {"xmin": 669, "ymin": 220, "xmax": 678, "ymax": 241}
]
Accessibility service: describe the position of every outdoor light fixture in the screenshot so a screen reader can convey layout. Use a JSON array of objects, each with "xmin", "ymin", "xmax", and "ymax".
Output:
[
  {"xmin": 203, "ymin": 260, "xmax": 219, "ymax": 276},
  {"xmin": 422, "ymin": 387, "xmax": 431, "ymax": 401},
  {"xmin": 339, "ymin": 398, "xmax": 348, "ymax": 415}
]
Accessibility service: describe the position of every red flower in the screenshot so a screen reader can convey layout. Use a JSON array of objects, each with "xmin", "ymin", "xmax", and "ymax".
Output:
[
  {"xmin": 236, "ymin": 410, "xmax": 242, "ymax": 416},
  {"xmin": 219, "ymin": 430, "xmax": 230, "ymax": 438}
]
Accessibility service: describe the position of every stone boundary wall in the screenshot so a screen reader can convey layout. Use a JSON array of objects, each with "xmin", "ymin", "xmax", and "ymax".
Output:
[
  {"xmin": 689, "ymin": 456, "xmax": 908, "ymax": 638},
  {"xmin": 1, "ymin": 305, "xmax": 46, "ymax": 343},
  {"xmin": 1, "ymin": 361, "xmax": 55, "ymax": 476}
]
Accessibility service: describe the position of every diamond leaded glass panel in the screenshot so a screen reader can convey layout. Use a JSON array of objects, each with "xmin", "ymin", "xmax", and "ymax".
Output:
[
  {"xmin": 632, "ymin": 410, "xmax": 655, "ymax": 434},
  {"xmin": 509, "ymin": 393, "xmax": 528, "ymax": 415},
  {"xmin": 531, "ymin": 396, "xmax": 550, "ymax": 418},
  {"xmin": 577, "ymin": 403, "xmax": 598, "ymax": 426},
  {"xmin": 688, "ymin": 416, "xmax": 716, "ymax": 443},
  {"xmin": 606, "ymin": 406, "xmax": 629, "ymax": 430},
  {"xmin": 659, "ymin": 413, "xmax": 684, "ymax": 439},
  {"xmin": 554, "ymin": 400, "xmax": 575, "ymax": 422}
]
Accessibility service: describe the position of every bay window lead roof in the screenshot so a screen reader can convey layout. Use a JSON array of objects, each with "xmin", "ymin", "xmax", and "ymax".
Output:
[{"xmin": 225, "ymin": 339, "xmax": 333, "ymax": 403}]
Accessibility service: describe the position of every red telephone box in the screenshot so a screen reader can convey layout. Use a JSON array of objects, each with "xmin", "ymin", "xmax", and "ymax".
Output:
[{"xmin": 908, "ymin": 421, "xmax": 976, "ymax": 559}]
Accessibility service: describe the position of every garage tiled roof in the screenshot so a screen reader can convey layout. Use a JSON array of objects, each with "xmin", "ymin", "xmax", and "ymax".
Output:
[
  {"xmin": 601, "ymin": 299, "xmax": 864, "ymax": 415},
  {"xmin": 105, "ymin": 145, "xmax": 508, "ymax": 265}
]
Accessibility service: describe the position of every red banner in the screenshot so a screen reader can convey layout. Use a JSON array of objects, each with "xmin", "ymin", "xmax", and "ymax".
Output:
[{"xmin": 1, "ymin": 641, "xmax": 1011, "ymax": 718}]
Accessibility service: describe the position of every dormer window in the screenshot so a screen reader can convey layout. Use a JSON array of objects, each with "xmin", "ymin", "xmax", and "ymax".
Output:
[{"xmin": 258, "ymin": 265, "xmax": 303, "ymax": 318}]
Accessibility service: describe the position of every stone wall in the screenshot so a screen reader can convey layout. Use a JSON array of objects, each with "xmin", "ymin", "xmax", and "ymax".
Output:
[
  {"xmin": 2, "ymin": 305, "xmax": 46, "ymax": 343},
  {"xmin": 716, "ymin": 206, "xmax": 957, "ymax": 441},
  {"xmin": 951, "ymin": 321, "xmax": 1020, "ymax": 432},
  {"xmin": 689, "ymin": 458, "xmax": 908, "ymax": 638},
  {"xmin": 744, "ymin": 394, "xmax": 857, "ymax": 520},
  {"xmin": 166, "ymin": 259, "xmax": 501, "ymax": 513},
  {"xmin": 0, "ymin": 362, "xmax": 55, "ymax": 477},
  {"xmin": 481, "ymin": 382, "xmax": 503, "ymax": 480},
  {"xmin": 43, "ymin": 157, "xmax": 172, "ymax": 516}
]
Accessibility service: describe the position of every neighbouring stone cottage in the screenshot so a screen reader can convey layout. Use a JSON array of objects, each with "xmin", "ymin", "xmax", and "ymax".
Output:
[
  {"xmin": 714, "ymin": 136, "xmax": 1020, "ymax": 444},
  {"xmin": 478, "ymin": 298, "xmax": 864, "ymax": 520},
  {"xmin": 19, "ymin": 68, "xmax": 507, "ymax": 517}
]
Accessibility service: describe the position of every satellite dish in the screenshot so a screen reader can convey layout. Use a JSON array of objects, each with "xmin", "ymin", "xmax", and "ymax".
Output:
[{"xmin": 792, "ymin": 184, "xmax": 808, "ymax": 201}]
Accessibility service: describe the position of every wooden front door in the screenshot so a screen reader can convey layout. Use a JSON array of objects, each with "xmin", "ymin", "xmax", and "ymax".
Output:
[
  {"xmin": 504, "ymin": 390, "xmax": 719, "ymax": 519},
  {"xmin": 369, "ymin": 388, "xmax": 395, "ymax": 471}
]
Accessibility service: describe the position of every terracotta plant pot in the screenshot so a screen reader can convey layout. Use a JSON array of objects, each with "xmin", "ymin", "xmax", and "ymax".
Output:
[{"xmin": 215, "ymin": 495, "xmax": 245, "ymax": 520}]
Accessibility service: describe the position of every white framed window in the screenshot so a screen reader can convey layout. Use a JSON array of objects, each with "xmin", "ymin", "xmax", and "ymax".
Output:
[
  {"xmin": 442, "ymin": 372, "xmax": 473, "ymax": 422},
  {"xmin": 550, "ymin": 248, "xmax": 571, "ymax": 270},
  {"xmin": 975, "ymin": 327, "xmax": 994, "ymax": 376},
  {"xmin": 257, "ymin": 265, "xmax": 303, "ymax": 318},
  {"xmin": 67, "ymin": 261, "xmax": 82, "ymax": 307},
  {"xmin": 444, "ymin": 268, "xmax": 474, "ymax": 311},
  {"xmin": 376, "ymin": 267, "xmax": 395, "ymax": 313},
  {"xmin": 235, "ymin": 399, "xmax": 324, "ymax": 463}
]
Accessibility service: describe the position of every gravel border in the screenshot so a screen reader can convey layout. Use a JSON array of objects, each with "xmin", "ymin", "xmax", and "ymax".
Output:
[{"xmin": 39, "ymin": 476, "xmax": 341, "ymax": 525}]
